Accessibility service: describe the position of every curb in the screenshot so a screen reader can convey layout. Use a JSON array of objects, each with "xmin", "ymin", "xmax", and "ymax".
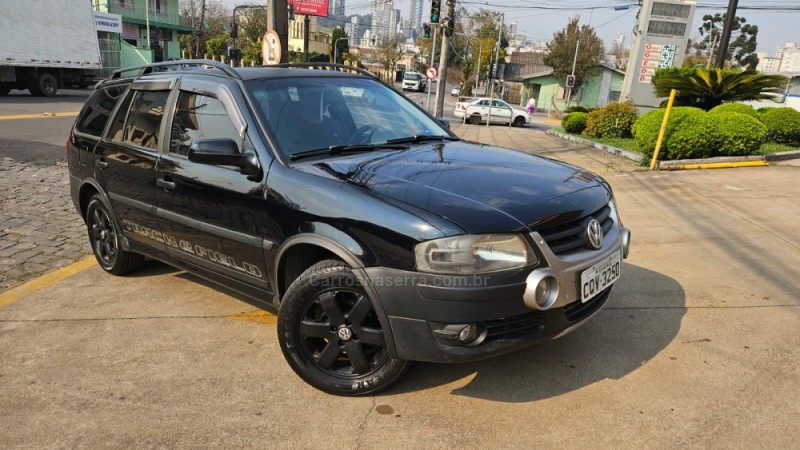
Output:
[
  {"xmin": 547, "ymin": 130, "xmax": 800, "ymax": 170},
  {"xmin": 546, "ymin": 129, "xmax": 643, "ymax": 163}
]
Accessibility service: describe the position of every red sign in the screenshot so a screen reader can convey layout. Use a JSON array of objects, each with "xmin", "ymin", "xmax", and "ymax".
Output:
[
  {"xmin": 293, "ymin": 0, "xmax": 329, "ymax": 17},
  {"xmin": 426, "ymin": 66, "xmax": 438, "ymax": 80}
]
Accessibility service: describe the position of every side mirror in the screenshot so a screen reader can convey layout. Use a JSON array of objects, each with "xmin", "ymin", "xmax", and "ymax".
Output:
[
  {"xmin": 188, "ymin": 138, "xmax": 259, "ymax": 176},
  {"xmin": 437, "ymin": 118, "xmax": 450, "ymax": 129}
]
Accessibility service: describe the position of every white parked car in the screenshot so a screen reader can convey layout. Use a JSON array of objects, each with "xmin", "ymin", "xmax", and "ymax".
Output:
[
  {"xmin": 454, "ymin": 98, "xmax": 531, "ymax": 127},
  {"xmin": 451, "ymin": 86, "xmax": 460, "ymax": 96}
]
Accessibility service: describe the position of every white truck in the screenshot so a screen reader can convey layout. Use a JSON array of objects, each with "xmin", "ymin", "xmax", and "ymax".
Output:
[
  {"xmin": 0, "ymin": 0, "xmax": 102, "ymax": 96},
  {"xmin": 402, "ymin": 71, "xmax": 427, "ymax": 92}
]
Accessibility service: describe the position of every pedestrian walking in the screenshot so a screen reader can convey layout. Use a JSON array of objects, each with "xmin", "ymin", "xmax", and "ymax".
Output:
[{"xmin": 526, "ymin": 97, "xmax": 537, "ymax": 116}]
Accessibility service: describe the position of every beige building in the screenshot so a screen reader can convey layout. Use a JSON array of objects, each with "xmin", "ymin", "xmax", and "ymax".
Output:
[{"xmin": 288, "ymin": 16, "xmax": 332, "ymax": 56}]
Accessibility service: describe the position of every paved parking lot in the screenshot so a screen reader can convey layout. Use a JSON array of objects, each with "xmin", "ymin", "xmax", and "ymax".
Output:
[{"xmin": 1, "ymin": 96, "xmax": 799, "ymax": 448}]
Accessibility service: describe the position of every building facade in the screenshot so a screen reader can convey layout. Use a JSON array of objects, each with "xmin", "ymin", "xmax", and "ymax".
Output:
[{"xmin": 94, "ymin": 0, "xmax": 191, "ymax": 74}]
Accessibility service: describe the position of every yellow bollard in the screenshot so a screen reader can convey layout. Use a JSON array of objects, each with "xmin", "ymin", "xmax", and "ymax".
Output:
[{"xmin": 650, "ymin": 89, "xmax": 677, "ymax": 170}]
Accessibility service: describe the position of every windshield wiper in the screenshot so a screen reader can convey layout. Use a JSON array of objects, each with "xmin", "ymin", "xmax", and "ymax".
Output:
[
  {"xmin": 385, "ymin": 135, "xmax": 460, "ymax": 145},
  {"xmin": 289, "ymin": 143, "xmax": 409, "ymax": 162}
]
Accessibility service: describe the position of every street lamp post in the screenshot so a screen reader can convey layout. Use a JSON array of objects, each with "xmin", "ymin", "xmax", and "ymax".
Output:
[{"xmin": 333, "ymin": 36, "xmax": 349, "ymax": 64}]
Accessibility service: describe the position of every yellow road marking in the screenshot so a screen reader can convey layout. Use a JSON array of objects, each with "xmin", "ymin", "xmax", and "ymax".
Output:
[
  {"xmin": 663, "ymin": 161, "xmax": 769, "ymax": 171},
  {"xmin": 0, "ymin": 112, "xmax": 80, "ymax": 120},
  {"xmin": 227, "ymin": 310, "xmax": 277, "ymax": 324},
  {"xmin": 0, "ymin": 256, "xmax": 96, "ymax": 309}
]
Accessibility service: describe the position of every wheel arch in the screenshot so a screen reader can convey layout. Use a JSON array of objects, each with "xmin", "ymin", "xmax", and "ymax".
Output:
[
  {"xmin": 78, "ymin": 180, "xmax": 105, "ymax": 222},
  {"xmin": 274, "ymin": 234, "xmax": 367, "ymax": 303}
]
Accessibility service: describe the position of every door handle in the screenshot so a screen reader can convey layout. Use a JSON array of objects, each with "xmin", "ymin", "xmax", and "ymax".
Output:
[
  {"xmin": 95, "ymin": 159, "xmax": 108, "ymax": 169},
  {"xmin": 156, "ymin": 178, "xmax": 176, "ymax": 191}
]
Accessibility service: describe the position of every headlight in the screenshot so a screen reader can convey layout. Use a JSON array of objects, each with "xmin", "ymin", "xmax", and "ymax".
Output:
[{"xmin": 415, "ymin": 234, "xmax": 538, "ymax": 274}]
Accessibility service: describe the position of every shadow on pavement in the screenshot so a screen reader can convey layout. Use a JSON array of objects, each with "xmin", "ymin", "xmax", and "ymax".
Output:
[{"xmin": 390, "ymin": 264, "xmax": 685, "ymax": 402}]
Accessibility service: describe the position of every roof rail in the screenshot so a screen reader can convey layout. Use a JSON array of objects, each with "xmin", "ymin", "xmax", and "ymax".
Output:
[
  {"xmin": 266, "ymin": 62, "xmax": 377, "ymax": 79},
  {"xmin": 109, "ymin": 59, "xmax": 242, "ymax": 80}
]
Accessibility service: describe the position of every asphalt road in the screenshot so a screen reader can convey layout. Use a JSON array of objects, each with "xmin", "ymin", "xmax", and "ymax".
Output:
[{"xmin": 2, "ymin": 88, "xmax": 799, "ymax": 448}]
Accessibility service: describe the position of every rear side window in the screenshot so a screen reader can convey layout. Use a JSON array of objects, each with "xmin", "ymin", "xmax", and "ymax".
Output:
[
  {"xmin": 122, "ymin": 91, "xmax": 170, "ymax": 150},
  {"xmin": 75, "ymin": 84, "xmax": 129, "ymax": 137}
]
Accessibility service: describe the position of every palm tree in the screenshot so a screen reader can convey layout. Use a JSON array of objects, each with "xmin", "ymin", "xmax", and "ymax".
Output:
[{"xmin": 652, "ymin": 68, "xmax": 787, "ymax": 111}]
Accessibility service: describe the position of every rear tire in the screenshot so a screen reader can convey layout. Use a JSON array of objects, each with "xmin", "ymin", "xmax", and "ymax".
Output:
[
  {"xmin": 278, "ymin": 259, "xmax": 409, "ymax": 396},
  {"xmin": 86, "ymin": 195, "xmax": 145, "ymax": 275},
  {"xmin": 469, "ymin": 114, "xmax": 481, "ymax": 125},
  {"xmin": 28, "ymin": 73, "xmax": 58, "ymax": 97}
]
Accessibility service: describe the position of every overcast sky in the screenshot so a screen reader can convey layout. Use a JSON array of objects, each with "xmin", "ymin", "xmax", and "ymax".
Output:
[{"xmin": 216, "ymin": 0, "xmax": 799, "ymax": 56}]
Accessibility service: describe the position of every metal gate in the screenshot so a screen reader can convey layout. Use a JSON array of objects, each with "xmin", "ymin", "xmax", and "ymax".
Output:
[{"xmin": 98, "ymin": 33, "xmax": 121, "ymax": 78}]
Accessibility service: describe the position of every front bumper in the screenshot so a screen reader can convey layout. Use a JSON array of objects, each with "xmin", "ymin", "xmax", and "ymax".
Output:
[{"xmin": 361, "ymin": 216, "xmax": 630, "ymax": 363}]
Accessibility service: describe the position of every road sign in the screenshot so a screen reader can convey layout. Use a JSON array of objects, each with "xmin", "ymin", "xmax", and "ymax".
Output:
[
  {"xmin": 426, "ymin": 66, "xmax": 438, "ymax": 80},
  {"xmin": 262, "ymin": 29, "xmax": 282, "ymax": 65}
]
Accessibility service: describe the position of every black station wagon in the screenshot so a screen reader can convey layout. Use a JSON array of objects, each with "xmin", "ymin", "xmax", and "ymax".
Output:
[{"xmin": 68, "ymin": 61, "xmax": 631, "ymax": 395}]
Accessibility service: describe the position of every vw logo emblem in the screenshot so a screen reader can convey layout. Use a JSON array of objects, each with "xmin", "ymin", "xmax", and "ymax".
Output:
[
  {"xmin": 586, "ymin": 218, "xmax": 603, "ymax": 250},
  {"xmin": 337, "ymin": 327, "xmax": 353, "ymax": 341}
]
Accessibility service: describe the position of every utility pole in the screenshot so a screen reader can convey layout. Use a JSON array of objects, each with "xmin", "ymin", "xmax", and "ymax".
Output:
[
  {"xmin": 433, "ymin": 0, "xmax": 455, "ymax": 118},
  {"xmin": 715, "ymin": 0, "xmax": 738, "ymax": 68},
  {"xmin": 426, "ymin": 26, "xmax": 437, "ymax": 112},
  {"xmin": 266, "ymin": 0, "xmax": 289, "ymax": 63},
  {"xmin": 485, "ymin": 12, "xmax": 503, "ymax": 127}
]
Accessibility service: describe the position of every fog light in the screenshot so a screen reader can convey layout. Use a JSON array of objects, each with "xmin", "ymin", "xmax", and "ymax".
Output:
[
  {"xmin": 457, "ymin": 323, "xmax": 479, "ymax": 343},
  {"xmin": 523, "ymin": 270, "xmax": 560, "ymax": 310},
  {"xmin": 621, "ymin": 228, "xmax": 631, "ymax": 259},
  {"xmin": 535, "ymin": 276, "xmax": 559, "ymax": 309}
]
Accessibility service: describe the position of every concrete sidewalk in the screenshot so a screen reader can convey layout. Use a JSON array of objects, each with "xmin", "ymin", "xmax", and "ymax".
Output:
[
  {"xmin": 450, "ymin": 123, "xmax": 642, "ymax": 175},
  {"xmin": 2, "ymin": 123, "xmax": 799, "ymax": 447}
]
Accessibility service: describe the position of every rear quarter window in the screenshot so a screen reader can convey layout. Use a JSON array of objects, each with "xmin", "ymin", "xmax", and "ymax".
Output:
[{"xmin": 74, "ymin": 84, "xmax": 130, "ymax": 137}]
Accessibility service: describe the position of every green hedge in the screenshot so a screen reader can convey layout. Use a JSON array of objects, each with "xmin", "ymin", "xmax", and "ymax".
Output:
[
  {"xmin": 632, "ymin": 107, "xmax": 721, "ymax": 160},
  {"xmin": 760, "ymin": 108, "xmax": 800, "ymax": 143},
  {"xmin": 713, "ymin": 112, "xmax": 767, "ymax": 155},
  {"xmin": 562, "ymin": 112, "xmax": 589, "ymax": 134},
  {"xmin": 583, "ymin": 102, "xmax": 638, "ymax": 139},
  {"xmin": 709, "ymin": 103, "xmax": 760, "ymax": 120}
]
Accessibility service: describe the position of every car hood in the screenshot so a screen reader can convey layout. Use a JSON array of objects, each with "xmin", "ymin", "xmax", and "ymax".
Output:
[{"xmin": 295, "ymin": 141, "xmax": 611, "ymax": 234}]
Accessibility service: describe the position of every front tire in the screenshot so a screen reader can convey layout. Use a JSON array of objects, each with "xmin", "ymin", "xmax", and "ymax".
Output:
[
  {"xmin": 513, "ymin": 116, "xmax": 526, "ymax": 127},
  {"xmin": 86, "ymin": 195, "xmax": 145, "ymax": 275},
  {"xmin": 278, "ymin": 260, "xmax": 409, "ymax": 396}
]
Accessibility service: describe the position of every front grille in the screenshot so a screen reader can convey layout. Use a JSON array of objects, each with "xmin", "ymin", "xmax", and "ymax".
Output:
[
  {"xmin": 564, "ymin": 287, "xmax": 611, "ymax": 322},
  {"xmin": 537, "ymin": 204, "xmax": 613, "ymax": 255},
  {"xmin": 484, "ymin": 311, "xmax": 545, "ymax": 341}
]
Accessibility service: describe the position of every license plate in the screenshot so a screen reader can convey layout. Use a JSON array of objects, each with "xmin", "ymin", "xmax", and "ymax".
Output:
[{"xmin": 580, "ymin": 252, "xmax": 622, "ymax": 302}]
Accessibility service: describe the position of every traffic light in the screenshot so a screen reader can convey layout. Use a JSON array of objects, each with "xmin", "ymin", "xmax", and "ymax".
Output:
[
  {"xmin": 423, "ymin": 23, "xmax": 431, "ymax": 39},
  {"xmin": 566, "ymin": 74, "xmax": 575, "ymax": 88},
  {"xmin": 431, "ymin": 0, "xmax": 441, "ymax": 24},
  {"xmin": 443, "ymin": 17, "xmax": 454, "ymax": 37},
  {"xmin": 490, "ymin": 63, "xmax": 497, "ymax": 79}
]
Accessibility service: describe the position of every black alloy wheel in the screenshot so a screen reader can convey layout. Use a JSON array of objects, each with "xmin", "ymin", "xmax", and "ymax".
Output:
[
  {"xmin": 469, "ymin": 114, "xmax": 481, "ymax": 125},
  {"xmin": 514, "ymin": 116, "xmax": 526, "ymax": 127},
  {"xmin": 278, "ymin": 260, "xmax": 409, "ymax": 395},
  {"xmin": 86, "ymin": 195, "xmax": 144, "ymax": 275}
]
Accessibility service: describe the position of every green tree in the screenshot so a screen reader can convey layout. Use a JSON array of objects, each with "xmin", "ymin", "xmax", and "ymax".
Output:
[
  {"xmin": 544, "ymin": 16, "xmax": 605, "ymax": 92},
  {"xmin": 652, "ymin": 68, "xmax": 786, "ymax": 110},
  {"xmin": 455, "ymin": 8, "xmax": 507, "ymax": 88},
  {"xmin": 206, "ymin": 36, "xmax": 230, "ymax": 59},
  {"xmin": 179, "ymin": 0, "xmax": 229, "ymax": 58},
  {"xmin": 234, "ymin": 8, "xmax": 267, "ymax": 63},
  {"xmin": 331, "ymin": 27, "xmax": 349, "ymax": 64},
  {"xmin": 698, "ymin": 14, "xmax": 759, "ymax": 70}
]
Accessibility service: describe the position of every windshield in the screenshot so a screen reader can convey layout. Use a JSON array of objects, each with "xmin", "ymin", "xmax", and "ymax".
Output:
[
  {"xmin": 404, "ymin": 73, "xmax": 421, "ymax": 80},
  {"xmin": 246, "ymin": 77, "xmax": 450, "ymax": 160}
]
